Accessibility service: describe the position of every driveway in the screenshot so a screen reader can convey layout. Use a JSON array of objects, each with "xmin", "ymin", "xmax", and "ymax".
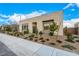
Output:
[{"xmin": 0, "ymin": 33, "xmax": 78, "ymax": 56}]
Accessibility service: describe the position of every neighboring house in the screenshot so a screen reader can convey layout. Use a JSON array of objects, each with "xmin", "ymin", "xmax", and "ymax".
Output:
[
  {"xmin": 0, "ymin": 24, "xmax": 19, "ymax": 32},
  {"xmin": 19, "ymin": 11, "xmax": 63, "ymax": 35},
  {"xmin": 63, "ymin": 22, "xmax": 79, "ymax": 35},
  {"xmin": 75, "ymin": 22, "xmax": 79, "ymax": 35},
  {"xmin": 63, "ymin": 27, "xmax": 76, "ymax": 35}
]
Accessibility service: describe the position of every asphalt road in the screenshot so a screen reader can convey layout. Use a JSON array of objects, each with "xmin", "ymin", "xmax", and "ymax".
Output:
[{"xmin": 0, "ymin": 41, "xmax": 16, "ymax": 56}]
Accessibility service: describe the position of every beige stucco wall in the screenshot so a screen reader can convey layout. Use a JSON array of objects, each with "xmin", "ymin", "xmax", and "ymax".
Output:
[{"xmin": 19, "ymin": 11, "xmax": 63, "ymax": 35}]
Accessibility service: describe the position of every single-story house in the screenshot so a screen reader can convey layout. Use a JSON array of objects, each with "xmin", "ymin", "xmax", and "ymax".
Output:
[{"xmin": 19, "ymin": 11, "xmax": 63, "ymax": 35}]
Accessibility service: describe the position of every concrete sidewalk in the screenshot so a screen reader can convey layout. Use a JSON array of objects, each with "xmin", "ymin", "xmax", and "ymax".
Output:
[
  {"xmin": 0, "ymin": 33, "xmax": 78, "ymax": 56},
  {"xmin": 0, "ymin": 41, "xmax": 16, "ymax": 56}
]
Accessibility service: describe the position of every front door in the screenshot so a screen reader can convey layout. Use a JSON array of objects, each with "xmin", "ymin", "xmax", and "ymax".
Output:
[{"xmin": 32, "ymin": 22, "xmax": 38, "ymax": 33}]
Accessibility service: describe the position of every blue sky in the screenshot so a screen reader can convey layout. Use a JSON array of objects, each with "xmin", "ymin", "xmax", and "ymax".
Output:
[
  {"xmin": 0, "ymin": 3, "xmax": 67, "ymax": 15},
  {"xmin": 0, "ymin": 3, "xmax": 79, "ymax": 27}
]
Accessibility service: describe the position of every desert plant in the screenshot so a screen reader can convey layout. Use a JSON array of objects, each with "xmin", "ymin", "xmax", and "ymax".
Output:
[
  {"xmin": 64, "ymin": 26, "xmax": 68, "ymax": 35},
  {"xmin": 76, "ymin": 40, "xmax": 79, "ymax": 42},
  {"xmin": 62, "ymin": 45, "xmax": 76, "ymax": 50},
  {"xmin": 5, "ymin": 26, "xmax": 12, "ymax": 32},
  {"xmin": 46, "ymin": 38, "xmax": 49, "ymax": 41},
  {"xmin": 34, "ymin": 39, "xmax": 38, "ymax": 42},
  {"xmin": 39, "ymin": 37, "xmax": 43, "ymax": 40},
  {"xmin": 23, "ymin": 30, "xmax": 29, "ymax": 34},
  {"xmin": 56, "ymin": 40, "xmax": 62, "ymax": 43},
  {"xmin": 13, "ymin": 32, "xmax": 23, "ymax": 37},
  {"xmin": 49, "ymin": 43, "xmax": 56, "ymax": 45},
  {"xmin": 34, "ymin": 37, "xmax": 38, "ymax": 38},
  {"xmin": 41, "ymin": 40, "xmax": 45, "ymax": 43},
  {"xmin": 29, "ymin": 37, "xmax": 33, "ymax": 40},
  {"xmin": 29, "ymin": 34, "xmax": 35, "ymax": 38},
  {"xmin": 49, "ymin": 32, "xmax": 54, "ymax": 36},
  {"xmin": 39, "ymin": 31, "xmax": 43, "ymax": 36},
  {"xmin": 49, "ymin": 21, "xmax": 58, "ymax": 36},
  {"xmin": 66, "ymin": 33, "xmax": 75, "ymax": 43},
  {"xmin": 24, "ymin": 37, "xmax": 28, "ymax": 39}
]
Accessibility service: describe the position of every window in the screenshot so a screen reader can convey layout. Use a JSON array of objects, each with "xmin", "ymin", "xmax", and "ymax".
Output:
[
  {"xmin": 43, "ymin": 20, "xmax": 54, "ymax": 30},
  {"xmin": 22, "ymin": 24, "xmax": 28, "ymax": 31}
]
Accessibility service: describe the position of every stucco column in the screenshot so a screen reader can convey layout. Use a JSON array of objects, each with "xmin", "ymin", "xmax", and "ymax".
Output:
[
  {"xmin": 37, "ymin": 21, "xmax": 43, "ymax": 32},
  {"xmin": 28, "ymin": 22, "xmax": 33, "ymax": 33},
  {"xmin": 19, "ymin": 24, "xmax": 22, "ymax": 32}
]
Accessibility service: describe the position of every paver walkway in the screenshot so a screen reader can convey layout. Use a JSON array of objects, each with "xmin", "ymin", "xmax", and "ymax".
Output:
[{"xmin": 0, "ymin": 33, "xmax": 78, "ymax": 56}]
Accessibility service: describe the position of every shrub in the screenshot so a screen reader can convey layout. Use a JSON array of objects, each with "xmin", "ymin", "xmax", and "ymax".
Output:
[
  {"xmin": 46, "ymin": 39, "xmax": 49, "ymax": 41},
  {"xmin": 62, "ymin": 45, "xmax": 76, "ymax": 50},
  {"xmin": 39, "ymin": 31, "xmax": 43, "ymax": 36},
  {"xmin": 5, "ymin": 26, "xmax": 12, "ymax": 32},
  {"xmin": 76, "ymin": 40, "xmax": 79, "ymax": 42},
  {"xmin": 39, "ymin": 37, "xmax": 43, "ymax": 40},
  {"xmin": 66, "ymin": 33, "xmax": 75, "ymax": 43},
  {"xmin": 34, "ymin": 40, "xmax": 38, "ymax": 42},
  {"xmin": 29, "ymin": 34, "xmax": 35, "ymax": 37},
  {"xmin": 29, "ymin": 37, "xmax": 33, "ymax": 40},
  {"xmin": 14, "ymin": 32, "xmax": 23, "ymax": 37},
  {"xmin": 34, "ymin": 37, "xmax": 38, "ymax": 38},
  {"xmin": 73, "ymin": 36, "xmax": 79, "ymax": 38},
  {"xmin": 24, "ymin": 37, "xmax": 28, "ymax": 39},
  {"xmin": 49, "ymin": 32, "xmax": 54, "ymax": 36},
  {"xmin": 50, "ymin": 43, "xmax": 56, "ymax": 45},
  {"xmin": 23, "ymin": 30, "xmax": 29, "ymax": 34},
  {"xmin": 41, "ymin": 40, "xmax": 45, "ymax": 43},
  {"xmin": 56, "ymin": 40, "xmax": 62, "ymax": 43}
]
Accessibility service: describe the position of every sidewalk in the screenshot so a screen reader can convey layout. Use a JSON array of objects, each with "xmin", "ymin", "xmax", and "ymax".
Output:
[{"xmin": 0, "ymin": 33, "xmax": 78, "ymax": 56}]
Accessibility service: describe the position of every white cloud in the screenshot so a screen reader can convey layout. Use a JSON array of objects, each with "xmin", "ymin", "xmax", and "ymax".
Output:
[
  {"xmin": 71, "ymin": 9, "xmax": 75, "ymax": 11},
  {"xmin": 63, "ymin": 18, "xmax": 79, "ymax": 28},
  {"xmin": 9, "ymin": 10, "xmax": 47, "ymax": 24},
  {"xmin": 0, "ymin": 14, "xmax": 10, "ymax": 18},
  {"xmin": 0, "ymin": 10, "xmax": 47, "ymax": 24},
  {"xmin": 75, "ymin": 3, "xmax": 79, "ymax": 7},
  {"xmin": 63, "ymin": 3, "xmax": 74, "ymax": 10},
  {"xmin": 63, "ymin": 3, "xmax": 79, "ymax": 10}
]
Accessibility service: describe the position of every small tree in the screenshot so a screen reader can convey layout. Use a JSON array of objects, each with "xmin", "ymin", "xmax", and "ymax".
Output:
[
  {"xmin": 64, "ymin": 26, "xmax": 68, "ymax": 35},
  {"xmin": 64, "ymin": 27, "xmax": 75, "ymax": 43},
  {"xmin": 49, "ymin": 21, "xmax": 58, "ymax": 36}
]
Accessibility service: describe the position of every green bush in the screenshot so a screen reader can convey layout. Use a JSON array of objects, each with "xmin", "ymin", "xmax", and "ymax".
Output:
[
  {"xmin": 49, "ymin": 31, "xmax": 54, "ymax": 36},
  {"xmin": 62, "ymin": 45, "xmax": 76, "ymax": 50},
  {"xmin": 23, "ymin": 30, "xmax": 29, "ymax": 34},
  {"xmin": 14, "ymin": 32, "xmax": 23, "ymax": 37},
  {"xmin": 66, "ymin": 33, "xmax": 75, "ymax": 43},
  {"xmin": 5, "ymin": 26, "xmax": 12, "ymax": 32}
]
